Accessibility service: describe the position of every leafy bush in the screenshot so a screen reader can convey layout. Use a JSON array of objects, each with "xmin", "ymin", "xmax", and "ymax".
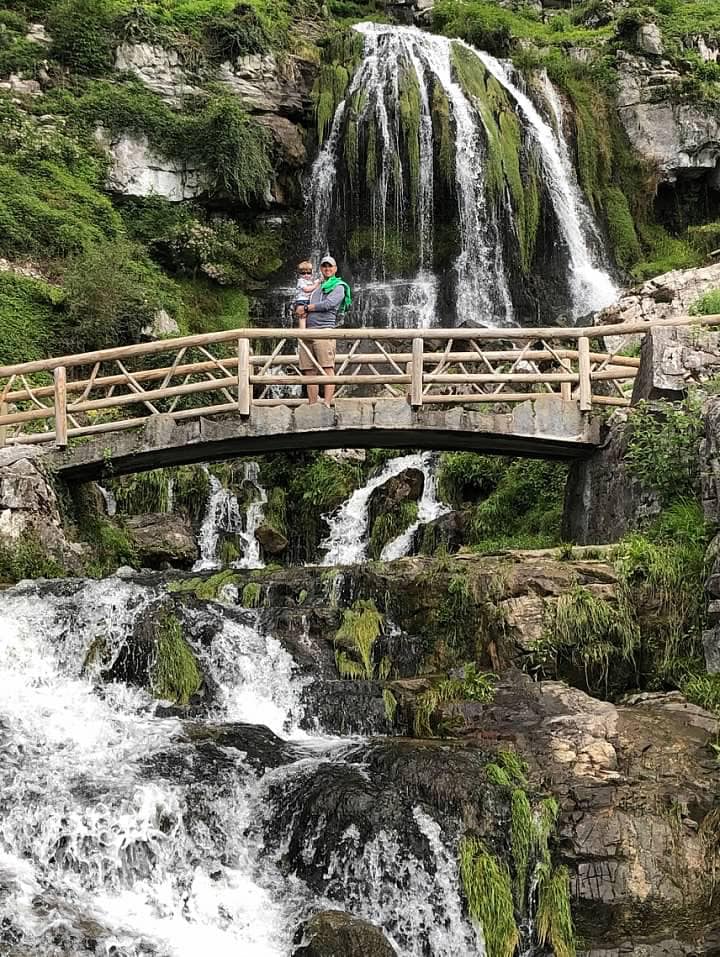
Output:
[
  {"xmin": 689, "ymin": 289, "xmax": 720, "ymax": 317},
  {"xmin": 0, "ymin": 272, "xmax": 66, "ymax": 365},
  {"xmin": 48, "ymin": 0, "xmax": 118, "ymax": 74},
  {"xmin": 0, "ymin": 534, "xmax": 65, "ymax": 582},
  {"xmin": 204, "ymin": 3, "xmax": 270, "ymax": 58},
  {"xmin": 625, "ymin": 395, "xmax": 704, "ymax": 504},
  {"xmin": 62, "ymin": 239, "xmax": 177, "ymax": 352}
]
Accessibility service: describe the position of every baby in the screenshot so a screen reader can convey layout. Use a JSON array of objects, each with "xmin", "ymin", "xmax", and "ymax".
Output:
[{"xmin": 293, "ymin": 260, "xmax": 319, "ymax": 324}]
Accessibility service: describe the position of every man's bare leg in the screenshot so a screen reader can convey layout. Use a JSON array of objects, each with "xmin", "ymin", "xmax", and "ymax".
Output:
[
  {"xmin": 303, "ymin": 369, "xmax": 319, "ymax": 404},
  {"xmin": 322, "ymin": 368, "xmax": 335, "ymax": 406}
]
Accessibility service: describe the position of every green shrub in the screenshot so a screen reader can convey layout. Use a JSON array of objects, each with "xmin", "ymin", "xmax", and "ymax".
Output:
[
  {"xmin": 62, "ymin": 238, "xmax": 178, "ymax": 352},
  {"xmin": 689, "ymin": 289, "xmax": 720, "ymax": 317},
  {"xmin": 0, "ymin": 160, "xmax": 122, "ymax": 260},
  {"xmin": 48, "ymin": 0, "xmax": 118, "ymax": 74},
  {"xmin": 335, "ymin": 598, "xmax": 384, "ymax": 679},
  {"xmin": 0, "ymin": 272, "xmax": 66, "ymax": 365},
  {"xmin": 204, "ymin": 3, "xmax": 270, "ymax": 58},
  {"xmin": 625, "ymin": 395, "xmax": 704, "ymax": 504},
  {"xmin": 0, "ymin": 534, "xmax": 65, "ymax": 582},
  {"xmin": 682, "ymin": 673, "xmax": 720, "ymax": 715},
  {"xmin": 470, "ymin": 459, "xmax": 568, "ymax": 547}
]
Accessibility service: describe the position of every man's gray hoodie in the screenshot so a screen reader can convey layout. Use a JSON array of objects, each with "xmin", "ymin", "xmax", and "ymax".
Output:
[{"xmin": 306, "ymin": 283, "xmax": 345, "ymax": 329}]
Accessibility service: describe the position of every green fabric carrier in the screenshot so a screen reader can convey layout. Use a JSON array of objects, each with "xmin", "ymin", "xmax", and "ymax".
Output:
[{"xmin": 321, "ymin": 275, "xmax": 352, "ymax": 314}]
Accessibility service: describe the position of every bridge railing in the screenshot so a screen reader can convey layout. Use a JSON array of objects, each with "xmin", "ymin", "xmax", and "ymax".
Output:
[{"xmin": 0, "ymin": 316, "xmax": 716, "ymax": 448}]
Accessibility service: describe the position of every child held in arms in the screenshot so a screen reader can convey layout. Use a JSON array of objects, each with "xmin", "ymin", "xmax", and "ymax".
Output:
[{"xmin": 293, "ymin": 260, "xmax": 319, "ymax": 324}]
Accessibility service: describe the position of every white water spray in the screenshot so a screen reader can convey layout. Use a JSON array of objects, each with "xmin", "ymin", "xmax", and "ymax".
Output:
[{"xmin": 320, "ymin": 452, "xmax": 448, "ymax": 566}]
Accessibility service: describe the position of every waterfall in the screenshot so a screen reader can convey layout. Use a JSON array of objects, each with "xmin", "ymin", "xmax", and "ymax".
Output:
[
  {"xmin": 97, "ymin": 483, "xmax": 118, "ymax": 517},
  {"xmin": 307, "ymin": 23, "xmax": 617, "ymax": 327},
  {"xmin": 0, "ymin": 575, "xmax": 486, "ymax": 955},
  {"xmin": 194, "ymin": 463, "xmax": 267, "ymax": 572},
  {"xmin": 320, "ymin": 452, "xmax": 448, "ymax": 566},
  {"xmin": 380, "ymin": 461, "xmax": 449, "ymax": 560},
  {"xmin": 474, "ymin": 50, "xmax": 618, "ymax": 316}
]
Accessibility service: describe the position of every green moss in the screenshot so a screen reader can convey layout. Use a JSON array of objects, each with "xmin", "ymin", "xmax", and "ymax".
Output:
[
  {"xmin": 241, "ymin": 582, "xmax": 262, "ymax": 607},
  {"xmin": 398, "ymin": 65, "xmax": 422, "ymax": 207},
  {"xmin": 459, "ymin": 838, "xmax": 519, "ymax": 957},
  {"xmin": 150, "ymin": 612, "xmax": 202, "ymax": 705},
  {"xmin": 601, "ymin": 185, "xmax": 642, "ymax": 269},
  {"xmin": 536, "ymin": 864, "xmax": 576, "ymax": 957},
  {"xmin": 112, "ymin": 468, "xmax": 174, "ymax": 515},
  {"xmin": 432, "ymin": 84, "xmax": 454, "ymax": 187},
  {"xmin": 335, "ymin": 598, "xmax": 383, "ymax": 680},
  {"xmin": 368, "ymin": 500, "xmax": 418, "ymax": 560}
]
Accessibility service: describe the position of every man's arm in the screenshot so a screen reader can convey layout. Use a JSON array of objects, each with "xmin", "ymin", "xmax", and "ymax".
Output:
[{"xmin": 307, "ymin": 285, "xmax": 344, "ymax": 313}]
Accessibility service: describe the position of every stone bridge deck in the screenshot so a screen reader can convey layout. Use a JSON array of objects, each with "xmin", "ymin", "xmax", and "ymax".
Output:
[{"xmin": 50, "ymin": 396, "xmax": 601, "ymax": 480}]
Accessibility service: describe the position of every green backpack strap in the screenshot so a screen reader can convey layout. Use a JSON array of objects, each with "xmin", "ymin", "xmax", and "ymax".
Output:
[{"xmin": 338, "ymin": 279, "xmax": 352, "ymax": 314}]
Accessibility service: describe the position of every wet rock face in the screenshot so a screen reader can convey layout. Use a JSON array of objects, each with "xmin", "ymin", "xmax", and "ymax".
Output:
[
  {"xmin": 293, "ymin": 910, "xmax": 396, "ymax": 957},
  {"xmin": 562, "ymin": 422, "xmax": 660, "ymax": 544}
]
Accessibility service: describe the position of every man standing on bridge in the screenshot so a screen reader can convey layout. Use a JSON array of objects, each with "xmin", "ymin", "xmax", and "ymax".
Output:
[{"xmin": 297, "ymin": 255, "xmax": 351, "ymax": 406}]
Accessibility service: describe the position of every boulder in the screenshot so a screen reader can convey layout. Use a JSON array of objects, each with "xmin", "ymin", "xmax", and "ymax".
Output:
[
  {"xmin": 293, "ymin": 911, "xmax": 396, "ymax": 957},
  {"xmin": 410, "ymin": 508, "xmax": 469, "ymax": 554},
  {"xmin": 631, "ymin": 324, "xmax": 720, "ymax": 401},
  {"xmin": 636, "ymin": 22, "xmax": 663, "ymax": 56},
  {"xmin": 255, "ymin": 114, "xmax": 306, "ymax": 166},
  {"xmin": 142, "ymin": 308, "xmax": 180, "ymax": 339},
  {"xmin": 114, "ymin": 43, "xmax": 202, "ymax": 103},
  {"xmin": 217, "ymin": 53, "xmax": 316, "ymax": 119},
  {"xmin": 254, "ymin": 521, "xmax": 289, "ymax": 555},
  {"xmin": 366, "ymin": 468, "xmax": 424, "ymax": 533},
  {"xmin": 596, "ymin": 262, "xmax": 720, "ymax": 353},
  {"xmin": 125, "ymin": 513, "xmax": 197, "ymax": 568}
]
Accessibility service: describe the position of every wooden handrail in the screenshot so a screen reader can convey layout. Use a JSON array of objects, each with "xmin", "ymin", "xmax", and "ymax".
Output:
[
  {"xmin": 0, "ymin": 314, "xmax": 714, "ymax": 449},
  {"xmin": 0, "ymin": 313, "xmax": 716, "ymax": 380}
]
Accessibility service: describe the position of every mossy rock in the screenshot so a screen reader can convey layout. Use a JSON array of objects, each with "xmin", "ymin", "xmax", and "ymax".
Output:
[{"xmin": 103, "ymin": 602, "xmax": 203, "ymax": 707}]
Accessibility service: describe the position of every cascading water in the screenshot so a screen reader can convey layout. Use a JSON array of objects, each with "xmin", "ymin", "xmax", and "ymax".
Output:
[
  {"xmin": 0, "ymin": 574, "xmax": 486, "ymax": 956},
  {"xmin": 307, "ymin": 23, "xmax": 617, "ymax": 327},
  {"xmin": 194, "ymin": 463, "xmax": 268, "ymax": 572},
  {"xmin": 473, "ymin": 50, "xmax": 618, "ymax": 316},
  {"xmin": 320, "ymin": 452, "xmax": 448, "ymax": 566}
]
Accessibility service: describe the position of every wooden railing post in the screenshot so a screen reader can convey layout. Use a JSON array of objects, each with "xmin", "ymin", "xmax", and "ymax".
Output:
[
  {"xmin": 238, "ymin": 337, "xmax": 251, "ymax": 416},
  {"xmin": 577, "ymin": 336, "xmax": 592, "ymax": 412},
  {"xmin": 411, "ymin": 337, "xmax": 423, "ymax": 408},
  {"xmin": 560, "ymin": 381, "xmax": 571, "ymax": 401},
  {"xmin": 54, "ymin": 366, "xmax": 68, "ymax": 447},
  {"xmin": 0, "ymin": 401, "xmax": 7, "ymax": 448}
]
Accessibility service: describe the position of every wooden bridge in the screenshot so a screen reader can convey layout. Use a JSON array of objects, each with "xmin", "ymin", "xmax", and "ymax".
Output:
[{"xmin": 0, "ymin": 316, "xmax": 711, "ymax": 478}]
